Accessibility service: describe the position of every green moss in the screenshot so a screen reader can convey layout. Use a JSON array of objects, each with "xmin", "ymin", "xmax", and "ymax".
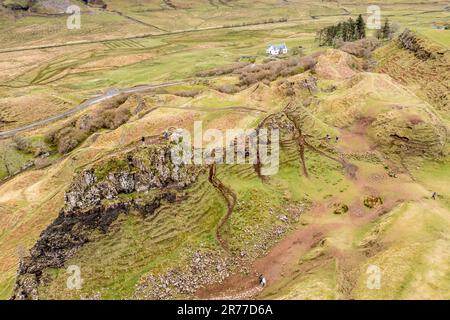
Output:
[{"xmin": 94, "ymin": 158, "xmax": 129, "ymax": 180}]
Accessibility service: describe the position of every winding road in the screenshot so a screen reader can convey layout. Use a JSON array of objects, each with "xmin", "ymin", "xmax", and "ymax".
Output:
[{"xmin": 0, "ymin": 81, "xmax": 186, "ymax": 138}]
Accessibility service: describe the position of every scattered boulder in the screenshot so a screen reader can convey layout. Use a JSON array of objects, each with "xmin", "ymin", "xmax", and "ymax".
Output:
[
  {"xmin": 363, "ymin": 196, "xmax": 383, "ymax": 209},
  {"xmin": 301, "ymin": 75, "xmax": 318, "ymax": 93},
  {"xmin": 333, "ymin": 203, "xmax": 349, "ymax": 215},
  {"xmin": 134, "ymin": 251, "xmax": 235, "ymax": 300}
]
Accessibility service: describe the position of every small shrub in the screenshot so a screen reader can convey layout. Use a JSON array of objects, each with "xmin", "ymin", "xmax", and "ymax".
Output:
[
  {"xmin": 333, "ymin": 203, "xmax": 349, "ymax": 215},
  {"xmin": 172, "ymin": 90, "xmax": 200, "ymax": 98},
  {"xmin": 44, "ymin": 129, "xmax": 58, "ymax": 145},
  {"xmin": 33, "ymin": 141, "xmax": 50, "ymax": 157},
  {"xmin": 56, "ymin": 127, "xmax": 88, "ymax": 154},
  {"xmin": 12, "ymin": 135, "xmax": 32, "ymax": 153},
  {"xmin": 214, "ymin": 84, "xmax": 241, "ymax": 94},
  {"xmin": 234, "ymin": 52, "xmax": 321, "ymax": 87},
  {"xmin": 49, "ymin": 95, "xmax": 134, "ymax": 154},
  {"xmin": 34, "ymin": 157, "xmax": 53, "ymax": 169},
  {"xmin": 338, "ymin": 38, "xmax": 381, "ymax": 58},
  {"xmin": 196, "ymin": 62, "xmax": 250, "ymax": 77}
]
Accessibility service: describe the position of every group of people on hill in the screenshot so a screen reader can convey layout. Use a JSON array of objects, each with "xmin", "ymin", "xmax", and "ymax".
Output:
[{"xmin": 326, "ymin": 134, "xmax": 339, "ymax": 142}]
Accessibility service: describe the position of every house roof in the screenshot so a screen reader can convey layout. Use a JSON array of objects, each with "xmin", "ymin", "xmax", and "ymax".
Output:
[{"xmin": 268, "ymin": 44, "xmax": 288, "ymax": 50}]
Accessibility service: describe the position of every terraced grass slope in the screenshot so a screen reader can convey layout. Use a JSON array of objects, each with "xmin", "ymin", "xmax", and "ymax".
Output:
[{"xmin": 375, "ymin": 30, "xmax": 449, "ymax": 114}]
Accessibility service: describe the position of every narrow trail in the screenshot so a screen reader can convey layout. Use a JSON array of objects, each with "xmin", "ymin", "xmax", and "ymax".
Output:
[
  {"xmin": 283, "ymin": 104, "xmax": 309, "ymax": 178},
  {"xmin": 209, "ymin": 285, "xmax": 263, "ymax": 300},
  {"xmin": 296, "ymin": 133, "xmax": 309, "ymax": 177},
  {"xmin": 304, "ymin": 141, "xmax": 358, "ymax": 179},
  {"xmin": 208, "ymin": 164, "xmax": 237, "ymax": 254},
  {"xmin": 197, "ymin": 222, "xmax": 340, "ymax": 300},
  {"xmin": 284, "ymin": 101, "xmax": 358, "ymax": 179},
  {"xmin": 253, "ymin": 113, "xmax": 276, "ymax": 180}
]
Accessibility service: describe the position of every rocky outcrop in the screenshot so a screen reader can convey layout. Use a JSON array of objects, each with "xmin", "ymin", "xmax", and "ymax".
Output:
[
  {"xmin": 65, "ymin": 146, "xmax": 202, "ymax": 212},
  {"xmin": 398, "ymin": 29, "xmax": 435, "ymax": 60},
  {"xmin": 12, "ymin": 144, "xmax": 205, "ymax": 300}
]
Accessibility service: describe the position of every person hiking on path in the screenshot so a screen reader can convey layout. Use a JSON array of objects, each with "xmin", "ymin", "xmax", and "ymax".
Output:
[
  {"xmin": 326, "ymin": 134, "xmax": 331, "ymax": 142},
  {"xmin": 335, "ymin": 136, "xmax": 340, "ymax": 143},
  {"xmin": 259, "ymin": 274, "xmax": 267, "ymax": 287},
  {"xmin": 432, "ymin": 192, "xmax": 438, "ymax": 200}
]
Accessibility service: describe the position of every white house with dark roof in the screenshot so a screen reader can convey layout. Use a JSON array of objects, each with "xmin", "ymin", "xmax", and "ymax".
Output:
[{"xmin": 266, "ymin": 43, "xmax": 288, "ymax": 56}]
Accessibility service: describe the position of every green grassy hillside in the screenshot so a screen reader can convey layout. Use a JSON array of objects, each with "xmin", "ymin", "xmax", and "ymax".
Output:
[{"xmin": 0, "ymin": 0, "xmax": 449, "ymax": 300}]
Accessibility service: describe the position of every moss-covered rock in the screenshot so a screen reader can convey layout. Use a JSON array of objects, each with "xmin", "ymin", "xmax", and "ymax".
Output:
[{"xmin": 66, "ymin": 145, "xmax": 205, "ymax": 212}]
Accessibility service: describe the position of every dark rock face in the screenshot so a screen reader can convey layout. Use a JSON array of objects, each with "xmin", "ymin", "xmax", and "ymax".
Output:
[
  {"xmin": 398, "ymin": 30, "xmax": 435, "ymax": 61},
  {"xmin": 11, "ymin": 145, "xmax": 205, "ymax": 300},
  {"xmin": 12, "ymin": 203, "xmax": 129, "ymax": 300},
  {"xmin": 82, "ymin": 0, "xmax": 106, "ymax": 8}
]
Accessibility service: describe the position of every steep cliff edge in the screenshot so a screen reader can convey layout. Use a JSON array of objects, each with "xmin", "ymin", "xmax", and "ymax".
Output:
[{"xmin": 12, "ymin": 144, "xmax": 205, "ymax": 300}]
